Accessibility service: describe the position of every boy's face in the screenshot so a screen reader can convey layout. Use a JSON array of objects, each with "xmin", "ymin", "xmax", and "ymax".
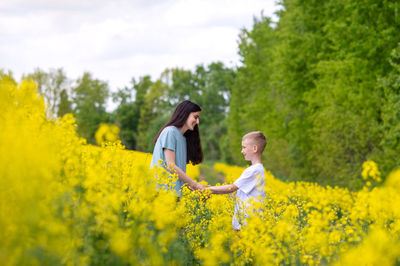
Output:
[{"xmin": 241, "ymin": 138, "xmax": 257, "ymax": 161}]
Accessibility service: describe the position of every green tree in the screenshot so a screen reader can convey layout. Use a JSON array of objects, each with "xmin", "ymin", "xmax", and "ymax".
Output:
[
  {"xmin": 25, "ymin": 68, "xmax": 69, "ymax": 118},
  {"xmin": 167, "ymin": 68, "xmax": 200, "ymax": 104},
  {"xmin": 303, "ymin": 0, "xmax": 400, "ymax": 187},
  {"xmin": 194, "ymin": 63, "xmax": 235, "ymax": 161},
  {"xmin": 112, "ymin": 76, "xmax": 152, "ymax": 149},
  {"xmin": 136, "ymin": 74, "xmax": 170, "ymax": 152},
  {"xmin": 228, "ymin": 15, "xmax": 286, "ymax": 170},
  {"xmin": 375, "ymin": 45, "xmax": 400, "ymax": 178},
  {"xmin": 227, "ymin": 0, "xmax": 400, "ymax": 188},
  {"xmin": 57, "ymin": 89, "xmax": 73, "ymax": 117},
  {"xmin": 72, "ymin": 72, "xmax": 110, "ymax": 143}
]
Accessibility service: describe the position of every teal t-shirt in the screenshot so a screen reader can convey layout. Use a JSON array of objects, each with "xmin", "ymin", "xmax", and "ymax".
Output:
[{"xmin": 150, "ymin": 126, "xmax": 187, "ymax": 194}]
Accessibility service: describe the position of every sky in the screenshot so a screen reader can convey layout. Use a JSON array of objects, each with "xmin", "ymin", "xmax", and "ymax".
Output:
[{"xmin": 1, "ymin": 0, "xmax": 280, "ymax": 109}]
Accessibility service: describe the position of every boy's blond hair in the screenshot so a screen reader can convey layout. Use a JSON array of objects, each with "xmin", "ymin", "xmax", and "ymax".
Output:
[{"xmin": 242, "ymin": 131, "xmax": 267, "ymax": 153}]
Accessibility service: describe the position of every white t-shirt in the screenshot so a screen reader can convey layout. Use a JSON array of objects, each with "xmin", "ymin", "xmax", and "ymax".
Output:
[{"xmin": 232, "ymin": 163, "xmax": 265, "ymax": 230}]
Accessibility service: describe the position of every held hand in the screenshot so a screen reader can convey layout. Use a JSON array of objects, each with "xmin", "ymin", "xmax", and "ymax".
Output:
[
  {"xmin": 200, "ymin": 185, "xmax": 212, "ymax": 201},
  {"xmin": 198, "ymin": 184, "xmax": 212, "ymax": 190},
  {"xmin": 189, "ymin": 181, "xmax": 201, "ymax": 191},
  {"xmin": 189, "ymin": 182, "xmax": 210, "ymax": 191},
  {"xmin": 190, "ymin": 183, "xmax": 212, "ymax": 201}
]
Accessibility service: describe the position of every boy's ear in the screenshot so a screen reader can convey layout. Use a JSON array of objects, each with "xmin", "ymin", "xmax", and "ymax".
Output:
[{"xmin": 253, "ymin": 144, "xmax": 258, "ymax": 153}]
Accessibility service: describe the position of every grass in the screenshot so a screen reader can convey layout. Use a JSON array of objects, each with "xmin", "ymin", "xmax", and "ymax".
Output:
[{"xmin": 198, "ymin": 162, "xmax": 225, "ymax": 186}]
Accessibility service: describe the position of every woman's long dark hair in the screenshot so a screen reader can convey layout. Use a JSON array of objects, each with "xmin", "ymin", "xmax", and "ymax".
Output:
[{"xmin": 154, "ymin": 100, "xmax": 204, "ymax": 165}]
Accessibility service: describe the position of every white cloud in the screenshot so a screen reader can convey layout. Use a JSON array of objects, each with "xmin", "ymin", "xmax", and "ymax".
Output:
[{"xmin": 0, "ymin": 0, "xmax": 280, "ymax": 101}]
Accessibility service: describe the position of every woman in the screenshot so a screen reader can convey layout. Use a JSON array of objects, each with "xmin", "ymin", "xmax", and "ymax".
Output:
[{"xmin": 150, "ymin": 100, "xmax": 206, "ymax": 196}]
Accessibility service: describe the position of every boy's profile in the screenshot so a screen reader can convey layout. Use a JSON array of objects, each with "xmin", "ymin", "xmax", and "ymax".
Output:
[{"xmin": 208, "ymin": 131, "xmax": 267, "ymax": 230}]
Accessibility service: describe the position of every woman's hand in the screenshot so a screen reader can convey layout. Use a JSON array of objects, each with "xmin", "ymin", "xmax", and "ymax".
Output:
[
  {"xmin": 189, "ymin": 182, "xmax": 201, "ymax": 190},
  {"xmin": 163, "ymin": 149, "xmax": 211, "ymax": 192}
]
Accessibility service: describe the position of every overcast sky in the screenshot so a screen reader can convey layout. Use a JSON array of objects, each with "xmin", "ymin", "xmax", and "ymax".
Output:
[{"xmin": 1, "ymin": 0, "xmax": 279, "ymax": 101}]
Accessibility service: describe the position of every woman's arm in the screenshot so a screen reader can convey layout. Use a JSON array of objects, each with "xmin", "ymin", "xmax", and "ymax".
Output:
[
  {"xmin": 209, "ymin": 184, "xmax": 238, "ymax": 194},
  {"xmin": 164, "ymin": 148, "xmax": 205, "ymax": 190}
]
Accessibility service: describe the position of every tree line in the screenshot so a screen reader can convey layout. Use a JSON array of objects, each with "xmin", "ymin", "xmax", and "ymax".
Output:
[
  {"xmin": 3, "ymin": 0, "xmax": 400, "ymax": 189},
  {"xmin": 14, "ymin": 63, "xmax": 235, "ymax": 163},
  {"xmin": 228, "ymin": 0, "xmax": 400, "ymax": 188}
]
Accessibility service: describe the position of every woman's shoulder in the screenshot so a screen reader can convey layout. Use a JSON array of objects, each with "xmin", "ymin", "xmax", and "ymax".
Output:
[
  {"xmin": 163, "ymin": 126, "xmax": 179, "ymax": 132},
  {"xmin": 160, "ymin": 126, "xmax": 180, "ymax": 136}
]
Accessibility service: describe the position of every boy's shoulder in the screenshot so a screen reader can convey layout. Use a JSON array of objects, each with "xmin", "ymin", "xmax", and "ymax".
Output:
[
  {"xmin": 241, "ymin": 163, "xmax": 264, "ymax": 178},
  {"xmin": 245, "ymin": 163, "xmax": 264, "ymax": 172},
  {"xmin": 234, "ymin": 163, "xmax": 265, "ymax": 193}
]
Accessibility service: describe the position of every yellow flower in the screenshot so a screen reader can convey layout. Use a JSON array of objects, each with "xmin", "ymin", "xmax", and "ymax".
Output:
[{"xmin": 94, "ymin": 123, "xmax": 120, "ymax": 145}]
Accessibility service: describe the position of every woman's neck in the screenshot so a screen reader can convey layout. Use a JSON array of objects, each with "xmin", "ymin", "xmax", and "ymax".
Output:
[{"xmin": 179, "ymin": 125, "xmax": 188, "ymax": 135}]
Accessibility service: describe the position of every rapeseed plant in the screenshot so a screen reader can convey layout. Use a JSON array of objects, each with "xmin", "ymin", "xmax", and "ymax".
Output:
[
  {"xmin": 1, "ymin": 76, "xmax": 400, "ymax": 265},
  {"xmin": 94, "ymin": 123, "xmax": 120, "ymax": 145}
]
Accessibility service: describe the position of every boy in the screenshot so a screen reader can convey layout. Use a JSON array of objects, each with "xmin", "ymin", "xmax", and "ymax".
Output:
[{"xmin": 208, "ymin": 131, "xmax": 267, "ymax": 230}]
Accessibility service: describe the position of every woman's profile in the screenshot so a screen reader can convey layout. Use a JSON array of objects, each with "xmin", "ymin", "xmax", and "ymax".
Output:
[{"xmin": 150, "ymin": 100, "xmax": 206, "ymax": 196}]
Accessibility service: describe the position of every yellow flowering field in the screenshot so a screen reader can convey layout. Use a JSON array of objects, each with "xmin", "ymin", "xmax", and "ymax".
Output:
[{"xmin": 1, "ymin": 77, "xmax": 400, "ymax": 265}]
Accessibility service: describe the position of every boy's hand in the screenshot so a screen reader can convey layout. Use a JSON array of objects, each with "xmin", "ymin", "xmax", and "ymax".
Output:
[{"xmin": 208, "ymin": 184, "xmax": 238, "ymax": 194}]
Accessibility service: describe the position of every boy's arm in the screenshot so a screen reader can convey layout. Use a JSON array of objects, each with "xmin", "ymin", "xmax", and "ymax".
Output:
[{"xmin": 209, "ymin": 184, "xmax": 239, "ymax": 194}]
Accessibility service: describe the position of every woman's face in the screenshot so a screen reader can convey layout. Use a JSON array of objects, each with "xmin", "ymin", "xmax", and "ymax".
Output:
[{"xmin": 185, "ymin": 111, "xmax": 201, "ymax": 131}]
